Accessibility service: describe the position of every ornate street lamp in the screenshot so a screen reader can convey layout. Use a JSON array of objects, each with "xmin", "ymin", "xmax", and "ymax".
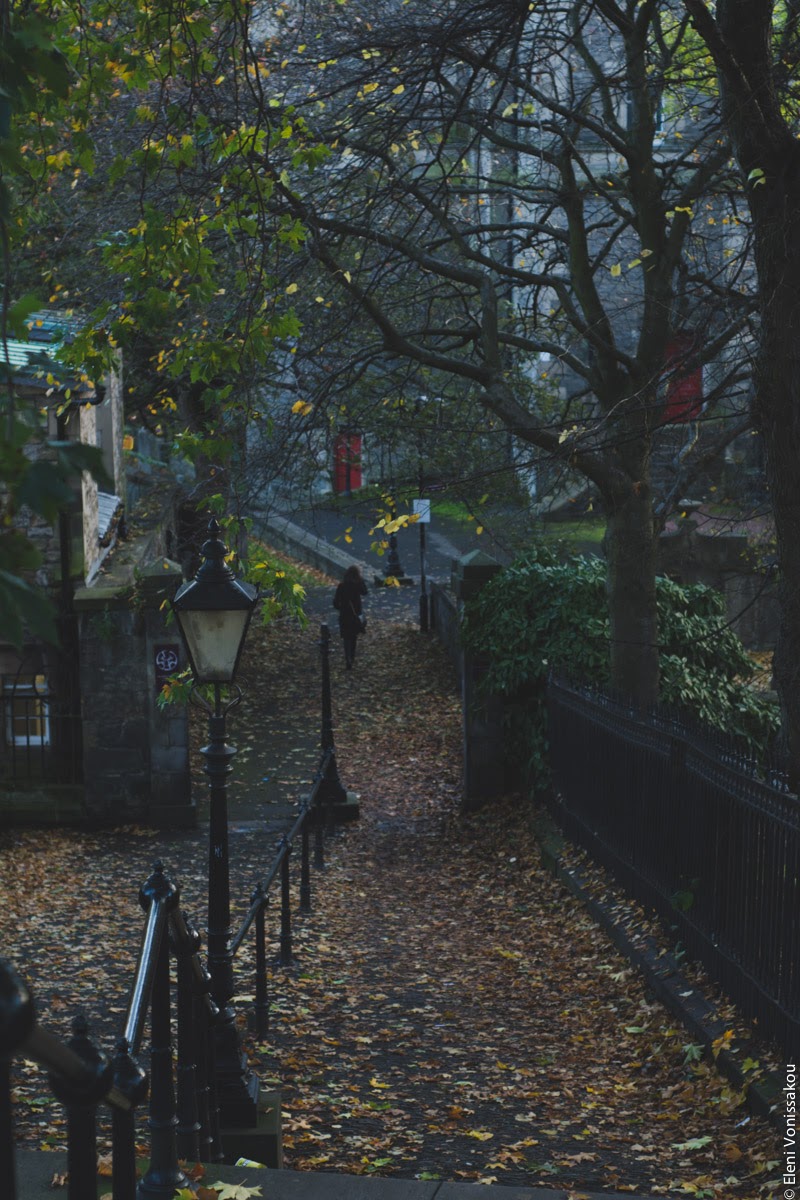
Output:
[
  {"xmin": 171, "ymin": 520, "xmax": 257, "ymax": 686},
  {"xmin": 172, "ymin": 518, "xmax": 260, "ymax": 1129}
]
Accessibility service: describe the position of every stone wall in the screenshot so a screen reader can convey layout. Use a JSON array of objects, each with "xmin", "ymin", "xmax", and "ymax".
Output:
[
  {"xmin": 430, "ymin": 553, "xmax": 507, "ymax": 809},
  {"xmin": 75, "ymin": 559, "xmax": 194, "ymax": 828},
  {"xmin": 657, "ymin": 522, "xmax": 778, "ymax": 650}
]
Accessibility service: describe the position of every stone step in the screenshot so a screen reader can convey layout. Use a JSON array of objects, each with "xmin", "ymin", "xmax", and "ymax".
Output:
[{"xmin": 12, "ymin": 1150, "xmax": 664, "ymax": 1200}]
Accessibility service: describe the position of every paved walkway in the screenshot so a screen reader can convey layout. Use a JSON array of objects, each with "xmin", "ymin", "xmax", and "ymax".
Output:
[{"xmin": 7, "ymin": 518, "xmax": 777, "ymax": 1199}]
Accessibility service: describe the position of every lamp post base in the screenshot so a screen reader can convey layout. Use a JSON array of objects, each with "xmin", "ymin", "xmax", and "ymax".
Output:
[
  {"xmin": 216, "ymin": 1061, "xmax": 261, "ymax": 1131},
  {"xmin": 220, "ymin": 1086, "xmax": 284, "ymax": 1168}
]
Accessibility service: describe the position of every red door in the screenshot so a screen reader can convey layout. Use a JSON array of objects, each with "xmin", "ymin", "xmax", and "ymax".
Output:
[
  {"xmin": 333, "ymin": 433, "xmax": 362, "ymax": 494},
  {"xmin": 663, "ymin": 332, "xmax": 703, "ymax": 423}
]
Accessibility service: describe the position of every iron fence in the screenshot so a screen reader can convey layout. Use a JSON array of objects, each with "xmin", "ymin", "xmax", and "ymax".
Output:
[{"xmin": 547, "ymin": 675, "xmax": 800, "ymax": 1059}]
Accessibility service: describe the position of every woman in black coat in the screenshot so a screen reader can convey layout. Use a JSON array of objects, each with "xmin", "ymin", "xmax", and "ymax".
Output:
[{"xmin": 333, "ymin": 565, "xmax": 368, "ymax": 669}]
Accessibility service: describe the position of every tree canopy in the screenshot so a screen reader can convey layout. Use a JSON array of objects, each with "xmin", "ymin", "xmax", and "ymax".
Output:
[{"xmin": 264, "ymin": 0, "xmax": 757, "ymax": 701}]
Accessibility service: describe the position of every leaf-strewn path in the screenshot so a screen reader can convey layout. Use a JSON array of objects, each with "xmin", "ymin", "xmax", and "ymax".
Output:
[{"xmin": 0, "ymin": 590, "xmax": 780, "ymax": 1197}]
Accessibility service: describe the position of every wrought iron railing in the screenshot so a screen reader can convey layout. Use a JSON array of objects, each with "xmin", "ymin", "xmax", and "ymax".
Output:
[
  {"xmin": 0, "ymin": 624, "xmax": 348, "ymax": 1197},
  {"xmin": 0, "ymin": 783, "xmax": 334, "ymax": 1198},
  {"xmin": 547, "ymin": 674, "xmax": 800, "ymax": 1058}
]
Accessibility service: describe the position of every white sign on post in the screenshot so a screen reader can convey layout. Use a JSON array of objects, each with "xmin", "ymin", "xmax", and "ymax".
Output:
[{"xmin": 413, "ymin": 498, "xmax": 431, "ymax": 524}]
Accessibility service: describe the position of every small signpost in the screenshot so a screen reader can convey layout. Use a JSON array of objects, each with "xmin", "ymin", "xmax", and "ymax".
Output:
[{"xmin": 413, "ymin": 499, "xmax": 431, "ymax": 633}]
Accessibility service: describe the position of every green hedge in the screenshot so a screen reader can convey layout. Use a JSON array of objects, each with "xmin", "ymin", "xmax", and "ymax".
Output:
[{"xmin": 461, "ymin": 545, "xmax": 780, "ymax": 784}]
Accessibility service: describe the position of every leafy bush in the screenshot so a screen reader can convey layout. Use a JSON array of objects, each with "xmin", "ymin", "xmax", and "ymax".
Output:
[{"xmin": 461, "ymin": 545, "xmax": 780, "ymax": 784}]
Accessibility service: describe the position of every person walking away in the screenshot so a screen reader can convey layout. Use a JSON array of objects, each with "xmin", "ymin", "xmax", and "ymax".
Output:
[{"xmin": 333, "ymin": 565, "xmax": 368, "ymax": 669}]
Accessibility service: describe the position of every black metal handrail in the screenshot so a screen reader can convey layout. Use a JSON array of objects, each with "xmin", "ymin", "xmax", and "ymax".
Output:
[
  {"xmin": 0, "ymin": 958, "xmax": 126, "ymax": 1200},
  {"xmin": 0, "ymin": 862, "xmax": 230, "ymax": 1200},
  {"xmin": 230, "ymin": 748, "xmax": 334, "ymax": 1043},
  {"xmin": 225, "ymin": 624, "xmax": 349, "ymax": 1044}
]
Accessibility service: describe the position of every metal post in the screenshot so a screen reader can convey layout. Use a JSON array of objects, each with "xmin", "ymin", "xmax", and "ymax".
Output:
[
  {"xmin": 320, "ymin": 624, "xmax": 334, "ymax": 757},
  {"xmin": 318, "ymin": 624, "xmax": 347, "ymax": 808},
  {"xmin": 195, "ymin": 967, "xmax": 223, "ymax": 1164},
  {"xmin": 253, "ymin": 885, "xmax": 269, "ymax": 1041},
  {"xmin": 110, "ymin": 1039, "xmax": 147, "ymax": 1200},
  {"xmin": 419, "ymin": 520, "xmax": 428, "ymax": 633},
  {"xmin": 174, "ymin": 922, "xmax": 201, "ymax": 1163},
  {"xmin": 62, "ymin": 1017, "xmax": 102, "ymax": 1200},
  {"xmin": 138, "ymin": 871, "xmax": 187, "ymax": 1200},
  {"xmin": 0, "ymin": 959, "xmax": 34, "ymax": 1200},
  {"xmin": 300, "ymin": 820, "xmax": 312, "ymax": 914},
  {"xmin": 202, "ymin": 685, "xmax": 260, "ymax": 1128},
  {"xmin": 278, "ymin": 839, "xmax": 294, "ymax": 968},
  {"xmin": 384, "ymin": 510, "xmax": 406, "ymax": 578},
  {"xmin": 0, "ymin": 1060, "xmax": 15, "ymax": 1200},
  {"xmin": 313, "ymin": 813, "xmax": 325, "ymax": 871}
]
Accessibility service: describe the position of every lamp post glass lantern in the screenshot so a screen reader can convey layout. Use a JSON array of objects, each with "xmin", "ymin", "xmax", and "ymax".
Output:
[
  {"xmin": 171, "ymin": 517, "xmax": 262, "ymax": 1130},
  {"xmin": 171, "ymin": 519, "xmax": 258, "ymax": 689}
]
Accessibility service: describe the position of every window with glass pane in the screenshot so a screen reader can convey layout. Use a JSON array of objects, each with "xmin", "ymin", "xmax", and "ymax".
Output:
[{"xmin": 3, "ymin": 675, "xmax": 50, "ymax": 746}]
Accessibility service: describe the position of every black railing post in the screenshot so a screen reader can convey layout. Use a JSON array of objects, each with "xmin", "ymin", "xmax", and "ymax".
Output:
[
  {"xmin": 300, "ymin": 818, "xmax": 312, "ymax": 914},
  {"xmin": 278, "ymin": 839, "xmax": 294, "ymax": 968},
  {"xmin": 174, "ymin": 916, "xmax": 201, "ymax": 1163},
  {"xmin": 0, "ymin": 1060, "xmax": 14, "ymax": 1200},
  {"xmin": 313, "ymin": 819, "xmax": 325, "ymax": 871},
  {"xmin": 0, "ymin": 958, "xmax": 35, "ymax": 1200},
  {"xmin": 137, "ymin": 866, "xmax": 187, "ymax": 1200},
  {"xmin": 419, "ymin": 519, "xmax": 429, "ymax": 633},
  {"xmin": 384, "ymin": 510, "xmax": 405, "ymax": 579},
  {"xmin": 202, "ymin": 690, "xmax": 261, "ymax": 1128},
  {"xmin": 53, "ymin": 1015, "xmax": 108, "ymax": 1200},
  {"xmin": 320, "ymin": 622, "xmax": 335, "ymax": 756},
  {"xmin": 195, "ymin": 964, "xmax": 223, "ymax": 1164},
  {"xmin": 318, "ymin": 623, "xmax": 347, "ymax": 809},
  {"xmin": 111, "ymin": 1038, "xmax": 147, "ymax": 1200},
  {"xmin": 253, "ymin": 884, "xmax": 270, "ymax": 1041}
]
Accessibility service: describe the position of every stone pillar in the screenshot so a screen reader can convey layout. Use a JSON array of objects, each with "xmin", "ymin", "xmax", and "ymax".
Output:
[
  {"xmin": 74, "ymin": 560, "xmax": 194, "ymax": 828},
  {"xmin": 140, "ymin": 561, "xmax": 194, "ymax": 829},
  {"xmin": 657, "ymin": 520, "xmax": 778, "ymax": 649},
  {"xmin": 452, "ymin": 550, "xmax": 505, "ymax": 810}
]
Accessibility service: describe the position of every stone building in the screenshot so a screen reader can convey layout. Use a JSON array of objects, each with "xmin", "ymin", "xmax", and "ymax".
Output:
[{"xmin": 0, "ymin": 313, "xmax": 192, "ymax": 828}]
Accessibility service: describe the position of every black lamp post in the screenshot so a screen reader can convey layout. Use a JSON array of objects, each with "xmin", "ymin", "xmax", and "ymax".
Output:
[
  {"xmin": 172, "ymin": 519, "xmax": 260, "ymax": 1128},
  {"xmin": 384, "ymin": 510, "xmax": 406, "ymax": 580}
]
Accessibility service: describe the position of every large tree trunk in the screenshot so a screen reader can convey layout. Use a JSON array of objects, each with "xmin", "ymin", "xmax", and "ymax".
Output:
[
  {"xmin": 682, "ymin": 0, "xmax": 800, "ymax": 780},
  {"xmin": 603, "ymin": 465, "xmax": 660, "ymax": 706},
  {"xmin": 749, "ymin": 152, "xmax": 800, "ymax": 784}
]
